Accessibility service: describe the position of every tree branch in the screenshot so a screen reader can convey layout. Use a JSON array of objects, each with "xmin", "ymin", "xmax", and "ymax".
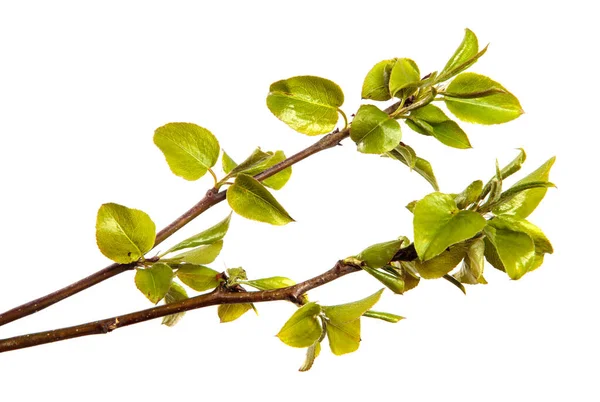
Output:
[{"xmin": 0, "ymin": 261, "xmax": 362, "ymax": 353}]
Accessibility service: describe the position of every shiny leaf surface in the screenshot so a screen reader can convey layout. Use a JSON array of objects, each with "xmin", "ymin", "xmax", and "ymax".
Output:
[
  {"xmin": 361, "ymin": 59, "xmax": 395, "ymax": 101},
  {"xmin": 162, "ymin": 282, "xmax": 188, "ymax": 327},
  {"xmin": 351, "ymin": 105, "xmax": 402, "ymax": 154},
  {"xmin": 176, "ymin": 265, "xmax": 220, "ymax": 291},
  {"xmin": 135, "ymin": 263, "xmax": 173, "ymax": 304},
  {"xmin": 165, "ymin": 213, "xmax": 231, "ymax": 254},
  {"xmin": 277, "ymin": 302, "xmax": 323, "ymax": 348}
]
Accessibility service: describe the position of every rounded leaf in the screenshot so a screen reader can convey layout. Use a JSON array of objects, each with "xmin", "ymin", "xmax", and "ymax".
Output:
[
  {"xmin": 484, "ymin": 225, "xmax": 535, "ymax": 280},
  {"xmin": 389, "ymin": 58, "xmax": 420, "ymax": 98},
  {"xmin": 351, "ymin": 105, "xmax": 402, "ymax": 154},
  {"xmin": 154, "ymin": 122, "xmax": 220, "ymax": 180},
  {"xmin": 176, "ymin": 265, "xmax": 220, "ymax": 291},
  {"xmin": 135, "ymin": 263, "xmax": 173, "ymax": 304},
  {"xmin": 266, "ymin": 76, "xmax": 344, "ymax": 136},
  {"xmin": 96, "ymin": 203, "xmax": 156, "ymax": 264},
  {"xmin": 277, "ymin": 302, "xmax": 323, "ymax": 348},
  {"xmin": 361, "ymin": 59, "xmax": 395, "ymax": 101}
]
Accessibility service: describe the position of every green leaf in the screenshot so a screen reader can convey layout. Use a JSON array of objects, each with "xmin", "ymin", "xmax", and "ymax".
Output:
[
  {"xmin": 488, "ymin": 216, "xmax": 553, "ymax": 255},
  {"xmin": 299, "ymin": 340, "xmax": 322, "ymax": 372},
  {"xmin": 408, "ymin": 105, "xmax": 471, "ymax": 149},
  {"xmin": 443, "ymin": 274, "xmax": 467, "ymax": 294},
  {"xmin": 397, "ymin": 262, "xmax": 421, "ymax": 292},
  {"xmin": 218, "ymin": 303, "xmax": 253, "ymax": 323},
  {"xmin": 455, "ymin": 180, "xmax": 483, "ymax": 209},
  {"xmin": 266, "ymin": 76, "xmax": 344, "ymax": 136},
  {"xmin": 362, "ymin": 266, "xmax": 405, "ymax": 294},
  {"xmin": 443, "ymin": 73, "xmax": 523, "ymax": 124},
  {"xmin": 389, "ymin": 58, "xmax": 420, "ymax": 98},
  {"xmin": 387, "ymin": 148, "xmax": 439, "ymax": 191},
  {"xmin": 493, "ymin": 157, "xmax": 556, "ymax": 218},
  {"xmin": 165, "ymin": 213, "xmax": 231, "ymax": 254},
  {"xmin": 220, "ymin": 148, "xmax": 291, "ymax": 190},
  {"xmin": 355, "ymin": 237, "xmax": 409, "ymax": 268},
  {"xmin": 482, "ymin": 149, "xmax": 526, "ymax": 198},
  {"xmin": 227, "ymin": 174, "xmax": 294, "ymax": 225},
  {"xmin": 363, "ymin": 310, "xmax": 405, "ymax": 323},
  {"xmin": 242, "ymin": 276, "xmax": 296, "ymax": 291},
  {"xmin": 96, "ymin": 203, "xmax": 156, "ymax": 264},
  {"xmin": 176, "ymin": 265, "xmax": 220, "ymax": 291},
  {"xmin": 413, "ymin": 244, "xmax": 468, "ymax": 279},
  {"xmin": 453, "ymin": 238, "xmax": 486, "ymax": 284},
  {"xmin": 361, "ymin": 59, "xmax": 395, "ymax": 101},
  {"xmin": 322, "ymin": 289, "xmax": 383, "ymax": 323},
  {"xmin": 260, "ymin": 151, "xmax": 292, "ymax": 190},
  {"xmin": 162, "ymin": 282, "xmax": 188, "ymax": 327},
  {"xmin": 350, "ymin": 105, "xmax": 402, "ymax": 154},
  {"xmin": 222, "ymin": 151, "xmax": 237, "ymax": 174},
  {"xmin": 413, "ymin": 193, "xmax": 486, "ymax": 261},
  {"xmin": 325, "ymin": 317, "xmax": 361, "ymax": 356},
  {"xmin": 135, "ymin": 263, "xmax": 173, "ymax": 304},
  {"xmin": 391, "ymin": 143, "xmax": 417, "ymax": 169},
  {"xmin": 154, "ymin": 122, "xmax": 220, "ymax": 180},
  {"xmin": 438, "ymin": 29, "xmax": 486, "ymax": 82},
  {"xmin": 489, "ymin": 181, "xmax": 555, "ymax": 212},
  {"xmin": 169, "ymin": 241, "xmax": 223, "ymax": 265},
  {"xmin": 277, "ymin": 302, "xmax": 323, "ymax": 348},
  {"xmin": 484, "ymin": 225, "xmax": 535, "ymax": 280},
  {"xmin": 225, "ymin": 267, "xmax": 248, "ymax": 285}
]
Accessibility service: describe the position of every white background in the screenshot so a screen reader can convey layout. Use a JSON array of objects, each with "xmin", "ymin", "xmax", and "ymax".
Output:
[{"xmin": 0, "ymin": 1, "xmax": 597, "ymax": 401}]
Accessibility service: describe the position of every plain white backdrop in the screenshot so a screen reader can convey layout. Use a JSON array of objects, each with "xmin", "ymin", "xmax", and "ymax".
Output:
[{"xmin": 0, "ymin": 1, "xmax": 597, "ymax": 400}]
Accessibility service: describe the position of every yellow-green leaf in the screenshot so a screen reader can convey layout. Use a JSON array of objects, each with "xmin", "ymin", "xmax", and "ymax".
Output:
[
  {"xmin": 361, "ymin": 59, "xmax": 395, "ymax": 101},
  {"xmin": 351, "ymin": 104, "xmax": 402, "ymax": 154},
  {"xmin": 242, "ymin": 276, "xmax": 296, "ymax": 291},
  {"xmin": 162, "ymin": 282, "xmax": 188, "ymax": 327},
  {"xmin": 363, "ymin": 310, "xmax": 405, "ymax": 323},
  {"xmin": 218, "ymin": 303, "xmax": 253, "ymax": 323},
  {"xmin": 326, "ymin": 317, "xmax": 361, "ymax": 356},
  {"xmin": 361, "ymin": 266, "xmax": 405, "ymax": 294},
  {"xmin": 413, "ymin": 193, "xmax": 486, "ymax": 261},
  {"xmin": 389, "ymin": 58, "xmax": 420, "ymax": 98},
  {"xmin": 96, "ymin": 203, "xmax": 156, "ymax": 264},
  {"xmin": 222, "ymin": 150, "xmax": 237, "ymax": 174},
  {"xmin": 444, "ymin": 73, "xmax": 523, "ymax": 125},
  {"xmin": 227, "ymin": 174, "xmax": 294, "ymax": 225},
  {"xmin": 135, "ymin": 263, "xmax": 173, "ymax": 304},
  {"xmin": 322, "ymin": 289, "xmax": 383, "ymax": 324},
  {"xmin": 164, "ymin": 213, "xmax": 231, "ymax": 254},
  {"xmin": 453, "ymin": 238, "xmax": 486, "ymax": 284},
  {"xmin": 387, "ymin": 147, "xmax": 439, "ymax": 191},
  {"xmin": 176, "ymin": 265, "xmax": 220, "ymax": 291},
  {"xmin": 355, "ymin": 237, "xmax": 408, "ymax": 268},
  {"xmin": 455, "ymin": 180, "xmax": 483, "ymax": 209},
  {"xmin": 484, "ymin": 225, "xmax": 535, "ymax": 280},
  {"xmin": 299, "ymin": 340, "xmax": 322, "ymax": 372},
  {"xmin": 169, "ymin": 241, "xmax": 223, "ymax": 265},
  {"xmin": 482, "ymin": 149, "xmax": 527, "ymax": 198},
  {"xmin": 154, "ymin": 122, "xmax": 220, "ymax": 180},
  {"xmin": 408, "ymin": 104, "xmax": 471, "ymax": 149},
  {"xmin": 438, "ymin": 28, "xmax": 485, "ymax": 82},
  {"xmin": 277, "ymin": 302, "xmax": 323, "ymax": 348},
  {"xmin": 266, "ymin": 76, "xmax": 344, "ymax": 136},
  {"xmin": 414, "ymin": 244, "xmax": 468, "ymax": 279},
  {"xmin": 488, "ymin": 216, "xmax": 553, "ymax": 255}
]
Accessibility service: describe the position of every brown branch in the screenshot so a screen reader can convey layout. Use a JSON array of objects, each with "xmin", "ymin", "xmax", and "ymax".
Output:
[{"xmin": 0, "ymin": 261, "xmax": 361, "ymax": 353}]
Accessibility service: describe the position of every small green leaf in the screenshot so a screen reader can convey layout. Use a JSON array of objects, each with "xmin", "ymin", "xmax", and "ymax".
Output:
[
  {"xmin": 355, "ymin": 237, "xmax": 409, "ymax": 268},
  {"xmin": 225, "ymin": 267, "xmax": 248, "ymax": 285},
  {"xmin": 455, "ymin": 180, "xmax": 483, "ymax": 209},
  {"xmin": 176, "ymin": 265, "xmax": 220, "ymax": 291},
  {"xmin": 493, "ymin": 157, "xmax": 556, "ymax": 218},
  {"xmin": 350, "ymin": 105, "xmax": 402, "ymax": 154},
  {"xmin": 406, "ymin": 200, "xmax": 417, "ymax": 213},
  {"xmin": 222, "ymin": 151, "xmax": 238, "ymax": 174},
  {"xmin": 165, "ymin": 213, "xmax": 231, "ymax": 254},
  {"xmin": 227, "ymin": 148, "xmax": 272, "ymax": 176},
  {"xmin": 482, "ymin": 149, "xmax": 527, "ymax": 198},
  {"xmin": 488, "ymin": 216, "xmax": 553, "ymax": 254},
  {"xmin": 299, "ymin": 340, "xmax": 322, "ymax": 372},
  {"xmin": 277, "ymin": 302, "xmax": 323, "ymax": 348},
  {"xmin": 218, "ymin": 303, "xmax": 253, "ymax": 323},
  {"xmin": 242, "ymin": 276, "xmax": 296, "ymax": 291},
  {"xmin": 362, "ymin": 266, "xmax": 405, "ymax": 294},
  {"xmin": 408, "ymin": 105, "xmax": 471, "ymax": 149},
  {"xmin": 361, "ymin": 59, "xmax": 395, "ymax": 101},
  {"xmin": 227, "ymin": 174, "xmax": 294, "ymax": 225},
  {"xmin": 162, "ymin": 282, "xmax": 188, "ymax": 327},
  {"xmin": 154, "ymin": 122, "xmax": 220, "ymax": 180},
  {"xmin": 397, "ymin": 262, "xmax": 421, "ymax": 292},
  {"xmin": 221, "ymin": 148, "xmax": 291, "ymax": 190},
  {"xmin": 484, "ymin": 225, "xmax": 535, "ymax": 280},
  {"xmin": 387, "ymin": 148, "xmax": 439, "ymax": 191},
  {"xmin": 443, "ymin": 274, "xmax": 467, "ymax": 294},
  {"xmin": 322, "ymin": 289, "xmax": 383, "ymax": 323},
  {"xmin": 169, "ymin": 241, "xmax": 223, "ymax": 265},
  {"xmin": 489, "ymin": 181, "xmax": 555, "ymax": 212},
  {"xmin": 135, "ymin": 263, "xmax": 173, "ymax": 304},
  {"xmin": 389, "ymin": 58, "xmax": 420, "ymax": 98},
  {"xmin": 96, "ymin": 203, "xmax": 156, "ymax": 264},
  {"xmin": 438, "ymin": 29, "xmax": 486, "ymax": 82},
  {"xmin": 453, "ymin": 238, "xmax": 486, "ymax": 285},
  {"xmin": 414, "ymin": 244, "xmax": 468, "ymax": 279},
  {"xmin": 363, "ymin": 310, "xmax": 405, "ymax": 323},
  {"xmin": 266, "ymin": 76, "xmax": 344, "ymax": 136},
  {"xmin": 325, "ymin": 317, "xmax": 361, "ymax": 356},
  {"xmin": 391, "ymin": 143, "xmax": 417, "ymax": 169},
  {"xmin": 443, "ymin": 73, "xmax": 523, "ymax": 124},
  {"xmin": 413, "ymin": 193, "xmax": 486, "ymax": 261}
]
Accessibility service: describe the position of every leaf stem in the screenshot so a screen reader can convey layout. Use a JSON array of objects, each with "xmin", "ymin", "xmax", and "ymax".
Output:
[
  {"xmin": 338, "ymin": 108, "xmax": 349, "ymax": 130},
  {"xmin": 208, "ymin": 168, "xmax": 219, "ymax": 187}
]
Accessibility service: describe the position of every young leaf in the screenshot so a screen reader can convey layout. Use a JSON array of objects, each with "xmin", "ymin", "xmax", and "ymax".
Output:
[
  {"xmin": 361, "ymin": 266, "xmax": 405, "ymax": 294},
  {"xmin": 453, "ymin": 238, "xmax": 486, "ymax": 284},
  {"xmin": 266, "ymin": 76, "xmax": 344, "ymax": 136},
  {"xmin": 162, "ymin": 282, "xmax": 188, "ymax": 327},
  {"xmin": 96, "ymin": 203, "xmax": 156, "ymax": 264},
  {"xmin": 227, "ymin": 174, "xmax": 294, "ymax": 225},
  {"xmin": 387, "ymin": 147, "xmax": 439, "ymax": 191},
  {"xmin": 325, "ymin": 317, "xmax": 361, "ymax": 356},
  {"xmin": 164, "ymin": 213, "xmax": 231, "ymax": 254},
  {"xmin": 176, "ymin": 265, "xmax": 220, "ymax": 291},
  {"xmin": 438, "ymin": 29, "xmax": 486, "ymax": 82},
  {"xmin": 413, "ymin": 193, "xmax": 486, "ymax": 261},
  {"xmin": 391, "ymin": 143, "xmax": 417, "ymax": 169},
  {"xmin": 361, "ymin": 59, "xmax": 395, "ymax": 101},
  {"xmin": 489, "ymin": 181, "xmax": 555, "ymax": 212},
  {"xmin": 397, "ymin": 262, "xmax": 421, "ymax": 292},
  {"xmin": 135, "ymin": 263, "xmax": 173, "ymax": 304},
  {"xmin": 299, "ymin": 340, "xmax": 322, "ymax": 372},
  {"xmin": 277, "ymin": 302, "xmax": 323, "ymax": 348},
  {"xmin": 363, "ymin": 310, "xmax": 405, "ymax": 323},
  {"xmin": 218, "ymin": 303, "xmax": 253, "ymax": 323},
  {"xmin": 260, "ymin": 151, "xmax": 292, "ymax": 190},
  {"xmin": 350, "ymin": 105, "xmax": 402, "ymax": 154},
  {"xmin": 220, "ymin": 148, "xmax": 292, "ymax": 190},
  {"xmin": 413, "ymin": 244, "xmax": 468, "ymax": 279},
  {"xmin": 241, "ymin": 276, "xmax": 296, "ymax": 291},
  {"xmin": 355, "ymin": 237, "xmax": 409, "ymax": 268},
  {"xmin": 222, "ymin": 151, "xmax": 238, "ymax": 174},
  {"xmin": 493, "ymin": 157, "xmax": 556, "ymax": 218},
  {"xmin": 443, "ymin": 73, "xmax": 523, "ymax": 124},
  {"xmin": 407, "ymin": 104, "xmax": 471, "ymax": 149},
  {"xmin": 169, "ymin": 241, "xmax": 223, "ymax": 265},
  {"xmin": 488, "ymin": 216, "xmax": 553, "ymax": 255},
  {"xmin": 154, "ymin": 123, "xmax": 220, "ymax": 180},
  {"xmin": 455, "ymin": 180, "xmax": 483, "ymax": 209},
  {"xmin": 389, "ymin": 58, "xmax": 420, "ymax": 98},
  {"xmin": 484, "ymin": 225, "xmax": 535, "ymax": 280},
  {"xmin": 322, "ymin": 289, "xmax": 384, "ymax": 323},
  {"xmin": 481, "ymin": 149, "xmax": 526, "ymax": 198}
]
